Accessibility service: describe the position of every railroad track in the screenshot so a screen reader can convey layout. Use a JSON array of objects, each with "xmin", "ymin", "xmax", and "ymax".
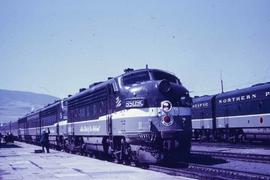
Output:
[
  {"xmin": 149, "ymin": 163, "xmax": 270, "ymax": 180},
  {"xmin": 191, "ymin": 150, "xmax": 270, "ymax": 164},
  {"xmin": 192, "ymin": 141, "xmax": 270, "ymax": 149}
]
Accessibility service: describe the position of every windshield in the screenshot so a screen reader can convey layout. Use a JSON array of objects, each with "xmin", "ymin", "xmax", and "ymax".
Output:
[
  {"xmin": 122, "ymin": 71, "xmax": 150, "ymax": 86},
  {"xmin": 152, "ymin": 71, "xmax": 180, "ymax": 84}
]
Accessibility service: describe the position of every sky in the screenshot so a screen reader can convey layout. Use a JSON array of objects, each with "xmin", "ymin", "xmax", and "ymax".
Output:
[{"xmin": 0, "ymin": 0, "xmax": 270, "ymax": 98}]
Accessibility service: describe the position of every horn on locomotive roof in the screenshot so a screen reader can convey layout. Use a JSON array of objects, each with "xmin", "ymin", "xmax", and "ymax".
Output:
[
  {"xmin": 68, "ymin": 94, "xmax": 72, "ymax": 97},
  {"xmin": 108, "ymin": 77, "xmax": 113, "ymax": 80},
  {"xmin": 146, "ymin": 64, "xmax": 148, "ymax": 69},
  {"xmin": 124, "ymin": 68, "xmax": 134, "ymax": 73}
]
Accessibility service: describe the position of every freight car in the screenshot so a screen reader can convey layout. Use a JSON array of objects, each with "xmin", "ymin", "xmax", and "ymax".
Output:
[{"xmin": 192, "ymin": 82, "xmax": 270, "ymax": 142}]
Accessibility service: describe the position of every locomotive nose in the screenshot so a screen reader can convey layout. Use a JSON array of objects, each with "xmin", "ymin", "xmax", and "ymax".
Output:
[{"xmin": 158, "ymin": 80, "xmax": 171, "ymax": 93}]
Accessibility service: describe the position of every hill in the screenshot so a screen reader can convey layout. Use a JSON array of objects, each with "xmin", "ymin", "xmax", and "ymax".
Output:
[{"xmin": 0, "ymin": 89, "xmax": 59, "ymax": 124}]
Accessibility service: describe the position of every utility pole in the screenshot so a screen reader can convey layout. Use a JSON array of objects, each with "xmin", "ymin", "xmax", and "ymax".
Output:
[{"xmin": 220, "ymin": 71, "xmax": 224, "ymax": 93}]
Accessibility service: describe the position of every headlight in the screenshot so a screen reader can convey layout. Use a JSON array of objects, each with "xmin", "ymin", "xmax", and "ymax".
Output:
[{"xmin": 161, "ymin": 100, "xmax": 172, "ymax": 112}]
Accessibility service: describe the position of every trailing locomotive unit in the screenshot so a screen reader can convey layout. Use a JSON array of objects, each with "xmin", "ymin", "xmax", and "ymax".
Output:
[
  {"xmin": 192, "ymin": 95, "xmax": 216, "ymax": 140},
  {"xmin": 25, "ymin": 110, "xmax": 41, "ymax": 143},
  {"xmin": 67, "ymin": 68, "xmax": 192, "ymax": 164},
  {"xmin": 192, "ymin": 82, "xmax": 270, "ymax": 142},
  {"xmin": 39, "ymin": 100, "xmax": 67, "ymax": 148}
]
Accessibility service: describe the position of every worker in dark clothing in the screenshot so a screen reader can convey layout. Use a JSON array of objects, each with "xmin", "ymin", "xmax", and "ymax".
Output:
[{"xmin": 40, "ymin": 128, "xmax": 50, "ymax": 153}]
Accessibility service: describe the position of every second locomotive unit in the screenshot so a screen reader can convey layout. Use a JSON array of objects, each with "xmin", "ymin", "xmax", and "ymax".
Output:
[
  {"xmin": 192, "ymin": 82, "xmax": 270, "ymax": 142},
  {"xmin": 66, "ymin": 68, "xmax": 192, "ymax": 164}
]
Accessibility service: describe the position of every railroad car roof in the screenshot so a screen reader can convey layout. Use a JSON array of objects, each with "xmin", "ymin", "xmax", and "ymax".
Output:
[
  {"xmin": 25, "ymin": 109, "xmax": 40, "ymax": 118},
  {"xmin": 39, "ymin": 100, "xmax": 61, "ymax": 112},
  {"xmin": 193, "ymin": 95, "xmax": 215, "ymax": 103},
  {"xmin": 68, "ymin": 78, "xmax": 114, "ymax": 101},
  {"xmin": 216, "ymin": 82, "xmax": 270, "ymax": 99}
]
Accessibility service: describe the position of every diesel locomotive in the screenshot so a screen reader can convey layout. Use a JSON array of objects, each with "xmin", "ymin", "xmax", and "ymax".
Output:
[
  {"xmin": 66, "ymin": 68, "xmax": 192, "ymax": 163},
  {"xmin": 192, "ymin": 82, "xmax": 270, "ymax": 142},
  {"xmin": 0, "ymin": 68, "xmax": 192, "ymax": 164}
]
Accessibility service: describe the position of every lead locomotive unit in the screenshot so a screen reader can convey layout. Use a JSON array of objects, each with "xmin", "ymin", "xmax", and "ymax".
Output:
[{"xmin": 67, "ymin": 68, "xmax": 192, "ymax": 164}]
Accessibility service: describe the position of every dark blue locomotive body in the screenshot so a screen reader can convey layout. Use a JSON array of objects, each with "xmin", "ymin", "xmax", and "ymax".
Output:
[
  {"xmin": 67, "ymin": 68, "xmax": 192, "ymax": 163},
  {"xmin": 192, "ymin": 82, "xmax": 270, "ymax": 142},
  {"xmin": 192, "ymin": 95, "xmax": 216, "ymax": 140}
]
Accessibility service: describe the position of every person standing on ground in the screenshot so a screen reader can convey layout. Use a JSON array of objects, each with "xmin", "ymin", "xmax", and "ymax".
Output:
[{"xmin": 40, "ymin": 128, "xmax": 50, "ymax": 153}]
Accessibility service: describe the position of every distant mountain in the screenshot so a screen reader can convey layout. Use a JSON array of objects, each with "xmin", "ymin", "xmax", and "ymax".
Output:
[{"xmin": 0, "ymin": 89, "xmax": 59, "ymax": 124}]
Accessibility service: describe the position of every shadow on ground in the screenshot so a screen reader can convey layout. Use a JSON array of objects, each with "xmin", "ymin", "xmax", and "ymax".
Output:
[
  {"xmin": 155, "ymin": 154, "xmax": 228, "ymax": 169},
  {"xmin": 189, "ymin": 153, "xmax": 227, "ymax": 165},
  {"xmin": 0, "ymin": 143, "xmax": 22, "ymax": 148}
]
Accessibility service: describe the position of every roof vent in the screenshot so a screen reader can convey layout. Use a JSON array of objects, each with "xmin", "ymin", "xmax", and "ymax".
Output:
[
  {"xmin": 124, "ymin": 68, "xmax": 134, "ymax": 73},
  {"xmin": 79, "ymin": 88, "xmax": 86, "ymax": 92}
]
